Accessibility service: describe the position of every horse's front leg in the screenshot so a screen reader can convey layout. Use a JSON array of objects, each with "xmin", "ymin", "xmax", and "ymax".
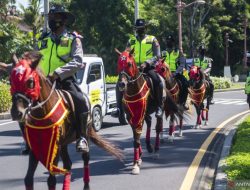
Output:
[
  {"xmin": 168, "ymin": 115, "xmax": 175, "ymax": 142},
  {"xmin": 204, "ymin": 98, "xmax": 210, "ymax": 126},
  {"xmin": 155, "ymin": 118, "xmax": 163, "ymax": 153},
  {"xmin": 145, "ymin": 114, "xmax": 153, "ymax": 153},
  {"xmin": 82, "ymin": 152, "xmax": 90, "ymax": 190},
  {"xmin": 194, "ymin": 104, "xmax": 202, "ymax": 129},
  {"xmin": 179, "ymin": 116, "xmax": 183, "ymax": 137},
  {"xmin": 24, "ymin": 151, "xmax": 39, "ymax": 190},
  {"xmin": 60, "ymin": 145, "xmax": 73, "ymax": 190},
  {"xmin": 47, "ymin": 149, "xmax": 60, "ymax": 190},
  {"xmin": 132, "ymin": 127, "xmax": 142, "ymax": 175}
]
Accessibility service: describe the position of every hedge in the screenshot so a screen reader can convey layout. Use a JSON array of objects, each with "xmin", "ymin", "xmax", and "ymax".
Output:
[
  {"xmin": 105, "ymin": 75, "xmax": 233, "ymax": 90},
  {"xmin": 0, "ymin": 80, "xmax": 11, "ymax": 113}
]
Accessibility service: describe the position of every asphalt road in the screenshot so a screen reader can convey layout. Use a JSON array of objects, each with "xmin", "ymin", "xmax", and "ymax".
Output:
[{"xmin": 0, "ymin": 90, "xmax": 248, "ymax": 190}]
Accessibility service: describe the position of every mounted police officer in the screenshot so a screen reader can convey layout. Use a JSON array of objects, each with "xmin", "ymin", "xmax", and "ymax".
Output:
[
  {"xmin": 193, "ymin": 44, "xmax": 214, "ymax": 104},
  {"xmin": 37, "ymin": 4, "xmax": 89, "ymax": 153},
  {"xmin": 162, "ymin": 35, "xmax": 189, "ymax": 110},
  {"xmin": 115, "ymin": 18, "xmax": 164, "ymax": 119}
]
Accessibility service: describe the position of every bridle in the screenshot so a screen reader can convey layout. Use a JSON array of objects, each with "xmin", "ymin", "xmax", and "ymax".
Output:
[
  {"xmin": 120, "ymin": 69, "xmax": 143, "ymax": 84},
  {"xmin": 14, "ymin": 81, "xmax": 56, "ymax": 118}
]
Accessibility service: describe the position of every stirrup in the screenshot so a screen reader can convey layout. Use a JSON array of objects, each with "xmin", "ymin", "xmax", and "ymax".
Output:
[{"xmin": 76, "ymin": 138, "xmax": 89, "ymax": 153}]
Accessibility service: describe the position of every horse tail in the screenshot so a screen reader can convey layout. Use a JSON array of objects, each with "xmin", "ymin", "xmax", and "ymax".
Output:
[
  {"xmin": 165, "ymin": 90, "xmax": 184, "ymax": 121},
  {"xmin": 88, "ymin": 125, "xmax": 124, "ymax": 161}
]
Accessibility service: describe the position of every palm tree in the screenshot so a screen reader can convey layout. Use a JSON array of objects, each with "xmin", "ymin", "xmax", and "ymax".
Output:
[{"xmin": 20, "ymin": 0, "xmax": 43, "ymax": 47}]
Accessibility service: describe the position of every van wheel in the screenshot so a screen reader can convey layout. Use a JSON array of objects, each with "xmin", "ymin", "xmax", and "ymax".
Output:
[{"xmin": 92, "ymin": 107, "xmax": 102, "ymax": 132}]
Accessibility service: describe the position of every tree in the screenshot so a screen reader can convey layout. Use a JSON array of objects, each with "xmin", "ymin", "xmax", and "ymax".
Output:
[
  {"xmin": 69, "ymin": 0, "xmax": 134, "ymax": 74},
  {"xmin": 20, "ymin": 0, "xmax": 43, "ymax": 47}
]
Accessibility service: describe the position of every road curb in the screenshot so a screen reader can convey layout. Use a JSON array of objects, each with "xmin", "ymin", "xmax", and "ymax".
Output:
[
  {"xmin": 214, "ymin": 88, "xmax": 244, "ymax": 93},
  {"xmin": 213, "ymin": 113, "xmax": 249, "ymax": 190},
  {"xmin": 0, "ymin": 112, "xmax": 11, "ymax": 120}
]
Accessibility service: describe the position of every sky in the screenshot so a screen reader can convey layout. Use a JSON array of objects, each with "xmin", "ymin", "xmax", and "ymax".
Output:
[{"xmin": 15, "ymin": 0, "xmax": 44, "ymax": 10}]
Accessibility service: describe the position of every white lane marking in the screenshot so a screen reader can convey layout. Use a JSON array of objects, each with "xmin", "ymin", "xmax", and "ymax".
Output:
[{"xmin": 0, "ymin": 121, "xmax": 16, "ymax": 126}]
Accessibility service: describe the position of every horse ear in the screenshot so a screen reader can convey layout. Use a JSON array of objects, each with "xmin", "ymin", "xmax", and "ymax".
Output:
[
  {"xmin": 30, "ymin": 51, "xmax": 43, "ymax": 69},
  {"xmin": 129, "ymin": 48, "xmax": 135, "ymax": 57},
  {"xmin": 12, "ymin": 54, "xmax": 18, "ymax": 67},
  {"xmin": 114, "ymin": 48, "xmax": 122, "ymax": 55}
]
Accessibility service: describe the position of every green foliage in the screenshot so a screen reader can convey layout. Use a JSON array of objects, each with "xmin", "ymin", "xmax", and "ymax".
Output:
[
  {"xmin": 225, "ymin": 116, "xmax": 250, "ymax": 180},
  {"xmin": 105, "ymin": 75, "xmax": 118, "ymax": 84},
  {"xmin": 211, "ymin": 76, "xmax": 232, "ymax": 89},
  {"xmin": 0, "ymin": 80, "xmax": 11, "ymax": 113},
  {"xmin": 69, "ymin": 0, "xmax": 134, "ymax": 75}
]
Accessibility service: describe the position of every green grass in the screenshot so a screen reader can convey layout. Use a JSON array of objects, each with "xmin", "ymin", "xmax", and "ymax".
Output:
[{"xmin": 225, "ymin": 116, "xmax": 250, "ymax": 180}]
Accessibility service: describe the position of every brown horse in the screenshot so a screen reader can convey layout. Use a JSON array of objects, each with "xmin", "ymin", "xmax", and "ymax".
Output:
[
  {"xmin": 8, "ymin": 51, "xmax": 123, "ymax": 190},
  {"xmin": 189, "ymin": 65, "xmax": 211, "ymax": 128},
  {"xmin": 116, "ymin": 49, "xmax": 182, "ymax": 175}
]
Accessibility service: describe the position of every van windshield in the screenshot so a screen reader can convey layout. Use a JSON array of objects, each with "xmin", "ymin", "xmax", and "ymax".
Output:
[{"xmin": 76, "ymin": 67, "xmax": 85, "ymax": 84}]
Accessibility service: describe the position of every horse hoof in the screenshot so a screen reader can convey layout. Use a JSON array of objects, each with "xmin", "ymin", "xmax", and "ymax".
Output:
[
  {"xmin": 153, "ymin": 153, "xmax": 159, "ymax": 159},
  {"xmin": 179, "ymin": 131, "xmax": 183, "ymax": 137},
  {"xmin": 204, "ymin": 121, "xmax": 208, "ymax": 126},
  {"xmin": 167, "ymin": 135, "xmax": 174, "ymax": 143},
  {"xmin": 160, "ymin": 138, "xmax": 165, "ymax": 144},
  {"xmin": 137, "ymin": 159, "xmax": 142, "ymax": 166},
  {"xmin": 84, "ymin": 183, "xmax": 90, "ymax": 190},
  {"xmin": 146, "ymin": 144, "xmax": 153, "ymax": 153},
  {"xmin": 132, "ymin": 164, "xmax": 140, "ymax": 175}
]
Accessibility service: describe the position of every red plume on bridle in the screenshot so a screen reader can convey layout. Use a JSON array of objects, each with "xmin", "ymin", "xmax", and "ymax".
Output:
[
  {"xmin": 10, "ymin": 59, "xmax": 41, "ymax": 101},
  {"xmin": 117, "ymin": 49, "xmax": 138, "ymax": 78},
  {"xmin": 189, "ymin": 66, "xmax": 201, "ymax": 81}
]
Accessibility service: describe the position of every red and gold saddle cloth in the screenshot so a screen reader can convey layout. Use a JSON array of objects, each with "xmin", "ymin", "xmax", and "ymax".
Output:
[
  {"xmin": 123, "ymin": 81, "xmax": 150, "ymax": 128},
  {"xmin": 189, "ymin": 83, "xmax": 206, "ymax": 106},
  {"xmin": 25, "ymin": 98, "xmax": 69, "ymax": 175}
]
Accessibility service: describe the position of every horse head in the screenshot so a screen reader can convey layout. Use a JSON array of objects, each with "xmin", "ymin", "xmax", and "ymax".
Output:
[
  {"xmin": 189, "ymin": 65, "xmax": 203, "ymax": 87},
  {"xmin": 116, "ymin": 48, "xmax": 139, "ymax": 91},
  {"xmin": 10, "ymin": 51, "xmax": 43, "ymax": 121}
]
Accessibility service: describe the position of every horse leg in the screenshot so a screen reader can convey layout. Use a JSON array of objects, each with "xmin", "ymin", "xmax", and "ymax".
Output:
[
  {"xmin": 82, "ymin": 152, "xmax": 90, "ymax": 190},
  {"xmin": 145, "ymin": 114, "xmax": 153, "ymax": 153},
  {"xmin": 47, "ymin": 150, "xmax": 61, "ymax": 190},
  {"xmin": 60, "ymin": 145, "xmax": 73, "ymax": 190},
  {"xmin": 168, "ymin": 115, "xmax": 175, "ymax": 142},
  {"xmin": 24, "ymin": 151, "xmax": 38, "ymax": 190},
  {"xmin": 194, "ymin": 105, "xmax": 201, "ymax": 129},
  {"xmin": 204, "ymin": 99, "xmax": 209, "ymax": 126},
  {"xmin": 179, "ymin": 116, "xmax": 183, "ymax": 137},
  {"xmin": 132, "ymin": 128, "xmax": 142, "ymax": 175},
  {"xmin": 154, "ymin": 118, "xmax": 162, "ymax": 152}
]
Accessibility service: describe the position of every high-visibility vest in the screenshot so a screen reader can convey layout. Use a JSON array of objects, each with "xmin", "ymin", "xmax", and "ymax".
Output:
[
  {"xmin": 194, "ymin": 57, "xmax": 209, "ymax": 70},
  {"xmin": 129, "ymin": 35, "xmax": 155, "ymax": 65},
  {"xmin": 37, "ymin": 34, "xmax": 73, "ymax": 76},
  {"xmin": 162, "ymin": 50, "xmax": 179, "ymax": 72},
  {"xmin": 245, "ymin": 77, "xmax": 250, "ymax": 94}
]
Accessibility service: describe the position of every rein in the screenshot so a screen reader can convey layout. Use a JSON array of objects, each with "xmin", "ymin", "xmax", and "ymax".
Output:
[
  {"xmin": 120, "ymin": 70, "xmax": 143, "ymax": 84},
  {"xmin": 21, "ymin": 81, "xmax": 57, "ymax": 117}
]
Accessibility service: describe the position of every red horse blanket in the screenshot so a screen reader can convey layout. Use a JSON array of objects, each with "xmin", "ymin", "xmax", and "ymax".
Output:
[
  {"xmin": 189, "ymin": 83, "xmax": 206, "ymax": 106},
  {"xmin": 25, "ymin": 98, "xmax": 69, "ymax": 175},
  {"xmin": 123, "ymin": 81, "xmax": 150, "ymax": 129}
]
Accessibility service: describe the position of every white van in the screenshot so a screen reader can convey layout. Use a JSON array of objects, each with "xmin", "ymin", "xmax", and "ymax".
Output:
[{"xmin": 76, "ymin": 55, "xmax": 117, "ymax": 131}]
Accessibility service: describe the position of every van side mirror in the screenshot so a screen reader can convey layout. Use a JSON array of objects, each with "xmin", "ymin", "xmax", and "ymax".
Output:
[{"xmin": 87, "ymin": 74, "xmax": 96, "ymax": 84}]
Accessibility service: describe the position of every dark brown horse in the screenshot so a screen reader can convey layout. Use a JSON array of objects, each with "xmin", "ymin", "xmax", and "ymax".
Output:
[
  {"xmin": 116, "ymin": 49, "xmax": 182, "ymax": 174},
  {"xmin": 163, "ymin": 63, "xmax": 187, "ymax": 142},
  {"xmin": 8, "ymin": 51, "xmax": 123, "ymax": 190},
  {"xmin": 189, "ymin": 65, "xmax": 211, "ymax": 128}
]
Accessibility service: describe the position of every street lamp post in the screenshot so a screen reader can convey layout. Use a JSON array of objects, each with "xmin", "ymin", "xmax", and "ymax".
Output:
[
  {"xmin": 43, "ymin": 0, "xmax": 49, "ymax": 33},
  {"xmin": 135, "ymin": 0, "xmax": 139, "ymax": 23},
  {"xmin": 176, "ymin": 0, "xmax": 205, "ymax": 56}
]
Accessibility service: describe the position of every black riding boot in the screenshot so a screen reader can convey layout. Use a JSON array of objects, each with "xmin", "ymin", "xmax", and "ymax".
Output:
[
  {"xmin": 76, "ymin": 113, "xmax": 89, "ymax": 153},
  {"xmin": 155, "ymin": 83, "xmax": 164, "ymax": 118}
]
